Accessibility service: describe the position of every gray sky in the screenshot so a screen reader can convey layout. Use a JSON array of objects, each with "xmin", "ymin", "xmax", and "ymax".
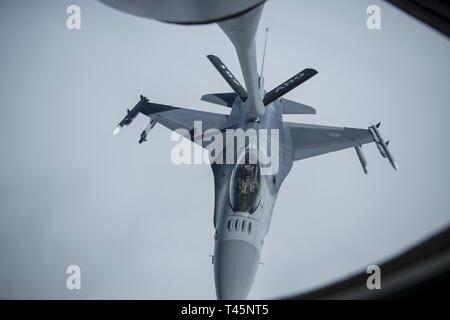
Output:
[{"xmin": 0, "ymin": 0, "xmax": 449, "ymax": 299}]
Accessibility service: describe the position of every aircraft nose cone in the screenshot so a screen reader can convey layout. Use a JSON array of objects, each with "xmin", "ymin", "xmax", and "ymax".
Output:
[{"xmin": 214, "ymin": 240, "xmax": 260, "ymax": 300}]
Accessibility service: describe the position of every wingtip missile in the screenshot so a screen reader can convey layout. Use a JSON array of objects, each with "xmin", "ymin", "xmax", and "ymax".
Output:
[
  {"xmin": 113, "ymin": 95, "xmax": 149, "ymax": 136},
  {"xmin": 369, "ymin": 123, "xmax": 398, "ymax": 171},
  {"xmin": 113, "ymin": 125, "xmax": 121, "ymax": 136}
]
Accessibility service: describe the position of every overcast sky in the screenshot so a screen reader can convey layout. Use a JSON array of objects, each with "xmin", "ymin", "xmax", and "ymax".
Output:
[{"xmin": 0, "ymin": 0, "xmax": 449, "ymax": 299}]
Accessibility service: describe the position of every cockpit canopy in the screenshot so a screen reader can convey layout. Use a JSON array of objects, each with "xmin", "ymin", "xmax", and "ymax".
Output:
[{"xmin": 229, "ymin": 149, "xmax": 262, "ymax": 214}]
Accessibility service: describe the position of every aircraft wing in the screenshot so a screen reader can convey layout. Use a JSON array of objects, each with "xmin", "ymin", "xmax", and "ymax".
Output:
[
  {"xmin": 286, "ymin": 122, "xmax": 374, "ymax": 161},
  {"xmin": 139, "ymin": 102, "xmax": 229, "ymax": 146}
]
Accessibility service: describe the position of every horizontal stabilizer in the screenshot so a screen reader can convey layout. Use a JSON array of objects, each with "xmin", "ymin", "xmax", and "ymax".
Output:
[
  {"xmin": 263, "ymin": 68, "xmax": 318, "ymax": 106},
  {"xmin": 207, "ymin": 55, "xmax": 248, "ymax": 102},
  {"xmin": 279, "ymin": 98, "xmax": 316, "ymax": 114},
  {"xmin": 201, "ymin": 92, "xmax": 238, "ymax": 107}
]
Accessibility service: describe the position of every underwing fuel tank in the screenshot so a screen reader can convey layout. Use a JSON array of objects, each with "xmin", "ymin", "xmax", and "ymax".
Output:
[
  {"xmin": 139, "ymin": 120, "xmax": 157, "ymax": 144},
  {"xmin": 355, "ymin": 145, "xmax": 368, "ymax": 174}
]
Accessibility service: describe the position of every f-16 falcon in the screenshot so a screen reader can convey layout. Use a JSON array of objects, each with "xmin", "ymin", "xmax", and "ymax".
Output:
[{"xmin": 101, "ymin": 0, "xmax": 397, "ymax": 299}]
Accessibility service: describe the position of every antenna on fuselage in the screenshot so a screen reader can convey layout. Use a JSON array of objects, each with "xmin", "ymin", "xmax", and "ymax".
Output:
[{"xmin": 258, "ymin": 27, "xmax": 270, "ymax": 91}]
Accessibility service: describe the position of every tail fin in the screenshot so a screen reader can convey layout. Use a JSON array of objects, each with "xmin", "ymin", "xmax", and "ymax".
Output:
[
  {"xmin": 263, "ymin": 68, "xmax": 318, "ymax": 106},
  {"xmin": 207, "ymin": 55, "xmax": 248, "ymax": 102}
]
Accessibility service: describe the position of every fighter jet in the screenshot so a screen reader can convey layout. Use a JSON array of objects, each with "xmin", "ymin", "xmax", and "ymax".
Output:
[{"xmin": 103, "ymin": 1, "xmax": 397, "ymax": 299}]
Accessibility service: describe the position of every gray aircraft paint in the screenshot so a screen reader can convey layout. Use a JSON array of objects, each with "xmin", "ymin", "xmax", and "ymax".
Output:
[
  {"xmin": 106, "ymin": 2, "xmax": 396, "ymax": 299},
  {"xmin": 0, "ymin": 0, "xmax": 449, "ymax": 300}
]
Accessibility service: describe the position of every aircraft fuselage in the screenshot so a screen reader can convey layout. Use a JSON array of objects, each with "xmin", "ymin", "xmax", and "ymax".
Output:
[{"xmin": 212, "ymin": 97, "xmax": 292, "ymax": 299}]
